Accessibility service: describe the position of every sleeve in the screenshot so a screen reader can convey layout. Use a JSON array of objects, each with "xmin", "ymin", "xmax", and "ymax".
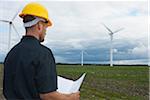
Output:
[{"xmin": 35, "ymin": 49, "xmax": 57, "ymax": 93}]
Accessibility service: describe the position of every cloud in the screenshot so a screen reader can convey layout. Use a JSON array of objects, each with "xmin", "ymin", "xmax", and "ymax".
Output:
[
  {"xmin": 0, "ymin": 1, "xmax": 148, "ymax": 64},
  {"xmin": 54, "ymin": 56, "xmax": 68, "ymax": 63},
  {"xmin": 131, "ymin": 42, "xmax": 148, "ymax": 56}
]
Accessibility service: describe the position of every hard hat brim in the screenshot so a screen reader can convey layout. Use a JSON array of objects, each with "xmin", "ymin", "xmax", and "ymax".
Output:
[{"xmin": 19, "ymin": 13, "xmax": 52, "ymax": 27}]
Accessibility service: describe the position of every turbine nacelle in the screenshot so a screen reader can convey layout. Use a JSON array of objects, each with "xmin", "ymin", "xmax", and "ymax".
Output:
[
  {"xmin": 109, "ymin": 32, "xmax": 113, "ymax": 36},
  {"xmin": 9, "ymin": 21, "xmax": 12, "ymax": 24}
]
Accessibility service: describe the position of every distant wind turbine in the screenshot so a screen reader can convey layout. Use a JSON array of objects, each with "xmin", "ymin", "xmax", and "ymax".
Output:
[
  {"xmin": 81, "ymin": 50, "xmax": 88, "ymax": 66},
  {"xmin": 102, "ymin": 23, "xmax": 124, "ymax": 67},
  {"xmin": 0, "ymin": 8, "xmax": 21, "ymax": 50}
]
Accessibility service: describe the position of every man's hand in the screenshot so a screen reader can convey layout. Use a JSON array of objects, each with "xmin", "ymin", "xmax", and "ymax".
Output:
[
  {"xmin": 68, "ymin": 92, "xmax": 80, "ymax": 100},
  {"xmin": 40, "ymin": 91, "xmax": 80, "ymax": 100}
]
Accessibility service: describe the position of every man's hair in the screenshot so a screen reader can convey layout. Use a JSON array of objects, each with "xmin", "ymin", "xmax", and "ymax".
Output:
[{"xmin": 23, "ymin": 15, "xmax": 36, "ymax": 32}]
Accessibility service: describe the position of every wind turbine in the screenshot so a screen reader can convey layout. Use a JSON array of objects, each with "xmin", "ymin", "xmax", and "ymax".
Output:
[
  {"xmin": 81, "ymin": 50, "xmax": 88, "ymax": 66},
  {"xmin": 0, "ymin": 8, "xmax": 21, "ymax": 50},
  {"xmin": 81, "ymin": 50, "xmax": 84, "ymax": 66},
  {"xmin": 102, "ymin": 23, "xmax": 124, "ymax": 67}
]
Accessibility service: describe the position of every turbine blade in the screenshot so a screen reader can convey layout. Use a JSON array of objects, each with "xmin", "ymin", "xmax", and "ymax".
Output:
[
  {"xmin": 113, "ymin": 28, "xmax": 124, "ymax": 33},
  {"xmin": 0, "ymin": 20, "xmax": 10, "ymax": 23},
  {"xmin": 101, "ymin": 23, "xmax": 113, "ymax": 34},
  {"xmin": 11, "ymin": 6, "xmax": 22, "ymax": 21},
  {"xmin": 12, "ymin": 23, "xmax": 20, "ymax": 38},
  {"xmin": 11, "ymin": 10, "xmax": 19, "ymax": 21}
]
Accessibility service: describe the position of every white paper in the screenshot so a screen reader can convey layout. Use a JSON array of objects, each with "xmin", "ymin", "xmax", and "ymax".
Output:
[{"xmin": 57, "ymin": 73, "xmax": 86, "ymax": 94}]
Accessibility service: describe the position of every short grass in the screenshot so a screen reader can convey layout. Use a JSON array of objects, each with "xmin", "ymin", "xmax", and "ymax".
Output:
[
  {"xmin": 0, "ymin": 64, "xmax": 4, "ymax": 99},
  {"xmin": 0, "ymin": 64, "xmax": 149, "ymax": 100}
]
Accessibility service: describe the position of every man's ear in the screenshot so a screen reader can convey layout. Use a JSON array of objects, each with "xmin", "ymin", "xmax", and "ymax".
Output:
[{"xmin": 37, "ymin": 22, "xmax": 43, "ymax": 32}]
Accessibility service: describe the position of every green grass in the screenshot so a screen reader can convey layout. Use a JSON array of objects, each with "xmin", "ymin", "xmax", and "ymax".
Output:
[
  {"xmin": 56, "ymin": 65, "xmax": 149, "ymax": 100},
  {"xmin": 0, "ymin": 64, "xmax": 149, "ymax": 100},
  {"xmin": 0, "ymin": 64, "xmax": 4, "ymax": 99}
]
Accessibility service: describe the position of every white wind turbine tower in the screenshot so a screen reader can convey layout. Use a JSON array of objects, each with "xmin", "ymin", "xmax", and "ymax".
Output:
[
  {"xmin": 81, "ymin": 50, "xmax": 84, "ymax": 66},
  {"xmin": 81, "ymin": 50, "xmax": 88, "ymax": 66},
  {"xmin": 102, "ymin": 23, "xmax": 124, "ymax": 67},
  {"xmin": 0, "ymin": 8, "xmax": 21, "ymax": 50}
]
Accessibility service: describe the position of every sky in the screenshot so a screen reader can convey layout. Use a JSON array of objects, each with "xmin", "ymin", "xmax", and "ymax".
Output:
[{"xmin": 0, "ymin": 0, "xmax": 149, "ymax": 65}]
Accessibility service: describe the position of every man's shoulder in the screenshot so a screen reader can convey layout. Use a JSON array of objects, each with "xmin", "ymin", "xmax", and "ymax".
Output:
[
  {"xmin": 39, "ymin": 44, "xmax": 52, "ymax": 54},
  {"xmin": 8, "ymin": 42, "xmax": 21, "ymax": 52},
  {"xmin": 38, "ymin": 44, "xmax": 55, "ymax": 61}
]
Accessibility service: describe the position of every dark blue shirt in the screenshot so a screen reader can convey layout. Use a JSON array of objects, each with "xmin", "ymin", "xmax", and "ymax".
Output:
[{"xmin": 3, "ymin": 36, "xmax": 57, "ymax": 100}]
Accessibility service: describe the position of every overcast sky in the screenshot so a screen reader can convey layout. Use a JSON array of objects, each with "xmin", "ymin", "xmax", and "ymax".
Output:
[{"xmin": 0, "ymin": 0, "xmax": 149, "ymax": 64}]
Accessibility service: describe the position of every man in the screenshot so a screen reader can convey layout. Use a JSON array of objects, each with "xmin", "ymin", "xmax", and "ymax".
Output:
[{"xmin": 3, "ymin": 2, "xmax": 80, "ymax": 100}]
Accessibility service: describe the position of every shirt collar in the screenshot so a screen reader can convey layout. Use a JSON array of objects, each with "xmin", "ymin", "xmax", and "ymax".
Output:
[{"xmin": 21, "ymin": 35, "xmax": 40, "ymax": 44}]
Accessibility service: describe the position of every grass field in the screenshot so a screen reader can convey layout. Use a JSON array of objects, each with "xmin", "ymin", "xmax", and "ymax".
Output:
[{"xmin": 0, "ymin": 64, "xmax": 149, "ymax": 100}]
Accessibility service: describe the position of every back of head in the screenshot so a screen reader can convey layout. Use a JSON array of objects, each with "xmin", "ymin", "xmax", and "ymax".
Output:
[{"xmin": 23, "ymin": 15, "xmax": 36, "ymax": 23}]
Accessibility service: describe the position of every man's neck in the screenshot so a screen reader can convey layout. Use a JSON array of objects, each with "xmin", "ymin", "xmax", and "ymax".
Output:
[{"xmin": 26, "ymin": 30, "xmax": 39, "ymax": 40}]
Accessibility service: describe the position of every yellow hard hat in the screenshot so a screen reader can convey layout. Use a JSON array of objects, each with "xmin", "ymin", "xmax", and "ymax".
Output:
[{"xmin": 19, "ymin": 2, "xmax": 52, "ymax": 27}]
